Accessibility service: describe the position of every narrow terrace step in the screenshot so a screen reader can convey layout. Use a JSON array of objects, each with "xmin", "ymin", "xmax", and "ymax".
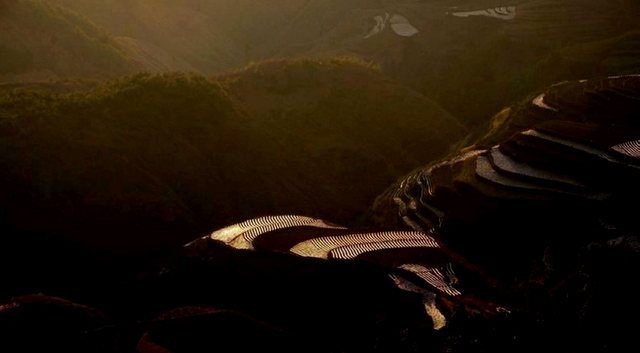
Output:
[
  {"xmin": 252, "ymin": 227, "xmax": 368, "ymax": 254},
  {"xmin": 488, "ymin": 146, "xmax": 589, "ymax": 191},
  {"xmin": 328, "ymin": 238, "xmax": 439, "ymax": 260},
  {"xmin": 521, "ymin": 130, "xmax": 640, "ymax": 184},
  {"xmin": 398, "ymin": 264, "xmax": 461, "ymax": 296},
  {"xmin": 210, "ymin": 215, "xmax": 346, "ymax": 250},
  {"xmin": 611, "ymin": 139, "xmax": 640, "ymax": 159},
  {"xmin": 500, "ymin": 132, "xmax": 623, "ymax": 187},
  {"xmin": 355, "ymin": 247, "xmax": 450, "ymax": 269},
  {"xmin": 452, "ymin": 156, "xmax": 555, "ymax": 201},
  {"xmin": 358, "ymin": 248, "xmax": 496, "ymax": 299},
  {"xmin": 536, "ymin": 121, "xmax": 640, "ymax": 164},
  {"xmin": 475, "ymin": 155, "xmax": 601, "ymax": 199},
  {"xmin": 291, "ymin": 231, "xmax": 438, "ymax": 259}
]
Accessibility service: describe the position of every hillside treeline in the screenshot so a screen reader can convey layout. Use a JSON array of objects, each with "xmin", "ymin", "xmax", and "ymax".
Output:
[{"xmin": 0, "ymin": 59, "xmax": 465, "ymax": 296}]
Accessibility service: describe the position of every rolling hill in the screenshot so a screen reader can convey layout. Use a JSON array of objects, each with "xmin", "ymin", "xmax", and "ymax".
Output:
[
  {"xmin": 0, "ymin": 57, "xmax": 465, "ymax": 298},
  {"xmin": 7, "ymin": 0, "xmax": 637, "ymax": 127},
  {"xmin": 0, "ymin": 0, "xmax": 140, "ymax": 82},
  {"xmin": 50, "ymin": 0, "xmax": 245, "ymax": 75}
]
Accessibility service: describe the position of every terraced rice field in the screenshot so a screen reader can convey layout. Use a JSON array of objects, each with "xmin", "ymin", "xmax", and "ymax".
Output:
[
  {"xmin": 511, "ymin": 0, "xmax": 630, "ymax": 41},
  {"xmin": 209, "ymin": 215, "xmax": 345, "ymax": 250},
  {"xmin": 612, "ymin": 140, "xmax": 640, "ymax": 157},
  {"xmin": 289, "ymin": 231, "xmax": 434, "ymax": 259},
  {"xmin": 389, "ymin": 115, "xmax": 640, "ymax": 239},
  {"xmin": 489, "ymin": 147, "xmax": 586, "ymax": 187},
  {"xmin": 363, "ymin": 13, "xmax": 419, "ymax": 39},
  {"xmin": 398, "ymin": 264, "xmax": 461, "ymax": 296},
  {"xmin": 201, "ymin": 212, "xmax": 465, "ymax": 331},
  {"xmin": 521, "ymin": 130, "xmax": 624, "ymax": 165},
  {"xmin": 532, "ymin": 93, "xmax": 558, "ymax": 111},
  {"xmin": 450, "ymin": 6, "xmax": 517, "ymax": 20}
]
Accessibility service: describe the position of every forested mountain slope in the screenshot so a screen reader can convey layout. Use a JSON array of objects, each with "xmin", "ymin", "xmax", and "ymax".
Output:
[
  {"xmin": 47, "ymin": 0, "xmax": 640, "ymax": 126},
  {"xmin": 0, "ymin": 0, "xmax": 140, "ymax": 82},
  {"xmin": 0, "ymin": 58, "xmax": 465, "ymax": 296}
]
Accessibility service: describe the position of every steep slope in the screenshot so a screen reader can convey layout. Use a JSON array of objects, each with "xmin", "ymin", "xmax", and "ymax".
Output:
[
  {"xmin": 0, "ymin": 0, "xmax": 140, "ymax": 83},
  {"xmin": 374, "ymin": 75, "xmax": 640, "ymax": 255},
  {"xmin": 0, "ymin": 58, "xmax": 465, "ymax": 297},
  {"xmin": 50, "ymin": 0, "xmax": 244, "ymax": 75},
  {"xmin": 383, "ymin": 0, "xmax": 640, "ymax": 125},
  {"xmin": 253, "ymin": 0, "xmax": 640, "ymax": 125},
  {"xmin": 42, "ymin": 0, "xmax": 640, "ymax": 124},
  {"xmin": 371, "ymin": 75, "xmax": 640, "ymax": 350}
]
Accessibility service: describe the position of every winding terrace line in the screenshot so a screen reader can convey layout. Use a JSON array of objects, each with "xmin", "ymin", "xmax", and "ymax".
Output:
[
  {"xmin": 522, "ymin": 130, "xmax": 640, "ymax": 168},
  {"xmin": 210, "ymin": 215, "xmax": 345, "ymax": 249},
  {"xmin": 532, "ymin": 93, "xmax": 558, "ymax": 111},
  {"xmin": 399, "ymin": 263, "xmax": 461, "ymax": 296},
  {"xmin": 450, "ymin": 6, "xmax": 517, "ymax": 20},
  {"xmin": 290, "ymin": 231, "xmax": 436, "ymax": 259}
]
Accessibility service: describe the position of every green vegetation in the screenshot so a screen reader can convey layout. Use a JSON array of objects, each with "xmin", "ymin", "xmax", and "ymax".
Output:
[
  {"xmin": 326, "ymin": 56, "xmax": 382, "ymax": 73},
  {"xmin": 18, "ymin": 0, "xmax": 639, "ymax": 128},
  {"xmin": 0, "ymin": 61, "xmax": 464, "ymax": 265},
  {"xmin": 0, "ymin": 0, "xmax": 137, "ymax": 80}
]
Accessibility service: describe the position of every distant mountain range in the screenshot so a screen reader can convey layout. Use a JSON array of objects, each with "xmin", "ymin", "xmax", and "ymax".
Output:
[
  {"xmin": 0, "ymin": 0, "xmax": 140, "ymax": 82},
  {"xmin": 4, "ymin": 0, "xmax": 639, "ymax": 125}
]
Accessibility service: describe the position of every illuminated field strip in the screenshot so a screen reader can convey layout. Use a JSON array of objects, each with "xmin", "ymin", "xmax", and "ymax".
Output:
[
  {"xmin": 415, "ymin": 170, "xmax": 443, "ymax": 228},
  {"xmin": 417, "ymin": 171, "xmax": 444, "ymax": 226},
  {"xmin": 238, "ymin": 215, "xmax": 304, "ymax": 228},
  {"xmin": 476, "ymin": 155, "xmax": 583, "ymax": 193},
  {"xmin": 393, "ymin": 180, "xmax": 408, "ymax": 216},
  {"xmin": 211, "ymin": 215, "xmax": 314, "ymax": 244},
  {"xmin": 448, "ymin": 149, "xmax": 486, "ymax": 165},
  {"xmin": 611, "ymin": 140, "xmax": 640, "ymax": 158},
  {"xmin": 389, "ymin": 14, "xmax": 419, "ymax": 37},
  {"xmin": 403, "ymin": 174, "xmax": 417, "ymax": 201},
  {"xmin": 211, "ymin": 215, "xmax": 346, "ymax": 249},
  {"xmin": 451, "ymin": 6, "xmax": 516, "ymax": 20},
  {"xmin": 233, "ymin": 220, "xmax": 346, "ymax": 250},
  {"xmin": 490, "ymin": 146, "xmax": 586, "ymax": 187},
  {"xmin": 389, "ymin": 275, "xmax": 446, "ymax": 330},
  {"xmin": 532, "ymin": 93, "xmax": 558, "ymax": 111},
  {"xmin": 398, "ymin": 264, "xmax": 461, "ymax": 296},
  {"xmin": 418, "ymin": 169, "xmax": 433, "ymax": 197},
  {"xmin": 364, "ymin": 13, "xmax": 388, "ymax": 39},
  {"xmin": 290, "ymin": 231, "xmax": 434, "ymax": 259},
  {"xmin": 329, "ymin": 238, "xmax": 439, "ymax": 260},
  {"xmin": 608, "ymin": 74, "xmax": 640, "ymax": 80},
  {"xmin": 364, "ymin": 13, "xmax": 418, "ymax": 39},
  {"xmin": 522, "ymin": 130, "xmax": 633, "ymax": 165},
  {"xmin": 208, "ymin": 224, "xmax": 252, "ymax": 244}
]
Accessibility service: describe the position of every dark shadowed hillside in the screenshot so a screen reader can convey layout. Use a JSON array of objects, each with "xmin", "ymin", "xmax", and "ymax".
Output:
[
  {"xmin": 0, "ymin": 57, "xmax": 465, "ymax": 298},
  {"xmin": 371, "ymin": 75, "xmax": 640, "ymax": 351},
  {"xmin": 1, "ymin": 2, "xmax": 639, "ymax": 352},
  {"xmin": 0, "ymin": 0, "xmax": 140, "ymax": 82}
]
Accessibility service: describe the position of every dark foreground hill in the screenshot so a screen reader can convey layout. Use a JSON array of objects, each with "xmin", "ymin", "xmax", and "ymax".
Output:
[
  {"xmin": 0, "ymin": 0, "xmax": 140, "ymax": 82},
  {"xmin": 0, "ymin": 57, "xmax": 465, "ymax": 298}
]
